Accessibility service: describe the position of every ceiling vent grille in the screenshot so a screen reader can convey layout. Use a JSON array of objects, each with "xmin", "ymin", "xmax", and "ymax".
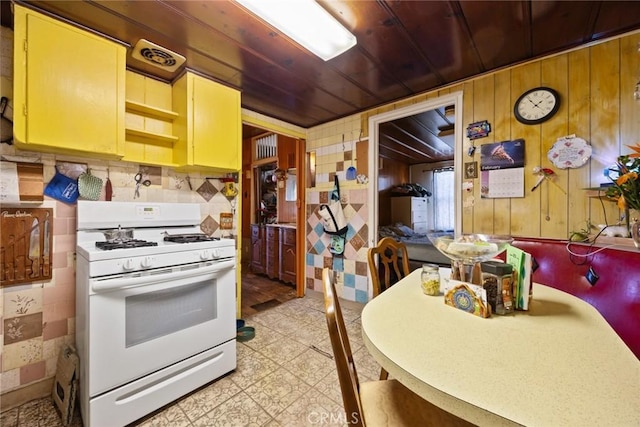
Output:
[{"xmin": 131, "ymin": 39, "xmax": 186, "ymax": 72}]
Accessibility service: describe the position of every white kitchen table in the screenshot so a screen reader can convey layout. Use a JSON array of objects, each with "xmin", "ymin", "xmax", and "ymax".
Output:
[{"xmin": 361, "ymin": 269, "xmax": 640, "ymax": 426}]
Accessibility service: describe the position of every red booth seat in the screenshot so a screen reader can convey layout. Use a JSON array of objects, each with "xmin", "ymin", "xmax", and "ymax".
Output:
[{"xmin": 510, "ymin": 237, "xmax": 640, "ymax": 359}]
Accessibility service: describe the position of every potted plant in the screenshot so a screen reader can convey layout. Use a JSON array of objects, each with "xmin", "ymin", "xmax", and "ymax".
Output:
[{"xmin": 606, "ymin": 143, "xmax": 640, "ymax": 248}]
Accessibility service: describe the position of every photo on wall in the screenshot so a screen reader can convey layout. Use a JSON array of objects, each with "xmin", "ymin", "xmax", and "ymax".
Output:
[{"xmin": 480, "ymin": 139, "xmax": 525, "ymax": 198}]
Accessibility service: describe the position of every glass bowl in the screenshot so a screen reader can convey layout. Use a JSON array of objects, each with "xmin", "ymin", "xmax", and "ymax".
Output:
[{"xmin": 427, "ymin": 233, "xmax": 513, "ymax": 264}]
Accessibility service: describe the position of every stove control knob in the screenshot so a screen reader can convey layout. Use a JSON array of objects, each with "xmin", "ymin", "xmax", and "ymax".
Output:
[
  {"xmin": 141, "ymin": 256, "xmax": 155, "ymax": 269},
  {"xmin": 211, "ymin": 249, "xmax": 221, "ymax": 259},
  {"xmin": 123, "ymin": 259, "xmax": 135, "ymax": 271},
  {"xmin": 200, "ymin": 250, "xmax": 211, "ymax": 260}
]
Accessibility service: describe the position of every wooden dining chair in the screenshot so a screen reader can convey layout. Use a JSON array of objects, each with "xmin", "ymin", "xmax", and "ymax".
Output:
[
  {"xmin": 367, "ymin": 237, "xmax": 411, "ymax": 298},
  {"xmin": 321, "ymin": 268, "xmax": 473, "ymax": 427},
  {"xmin": 367, "ymin": 237, "xmax": 411, "ymax": 379}
]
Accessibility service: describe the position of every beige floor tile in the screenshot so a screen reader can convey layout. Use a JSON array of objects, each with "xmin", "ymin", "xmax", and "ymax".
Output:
[
  {"xmin": 243, "ymin": 367, "xmax": 311, "ymax": 418},
  {"xmin": 314, "ymin": 370, "xmax": 344, "ymax": 406},
  {"xmin": 272, "ymin": 389, "xmax": 347, "ymax": 427},
  {"xmin": 136, "ymin": 405, "xmax": 191, "ymax": 427},
  {"xmin": 276, "ymin": 304, "xmax": 326, "ymax": 326},
  {"xmin": 252, "ymin": 311, "xmax": 303, "ymax": 337},
  {"xmin": 352, "ymin": 346, "xmax": 384, "ymax": 381},
  {"xmin": 287, "ymin": 347, "xmax": 335, "ymax": 387},
  {"xmin": 1, "ymin": 407, "xmax": 18, "ymax": 427},
  {"xmin": 229, "ymin": 347, "xmax": 280, "ymax": 389},
  {"xmin": 3, "ymin": 292, "xmax": 371, "ymax": 427},
  {"xmin": 258, "ymin": 336, "xmax": 309, "ymax": 366},
  {"xmin": 178, "ymin": 376, "xmax": 242, "ymax": 422},
  {"xmin": 191, "ymin": 391, "xmax": 272, "ymax": 427},
  {"xmin": 286, "ymin": 322, "xmax": 330, "ymax": 349},
  {"xmin": 240, "ymin": 322, "xmax": 285, "ymax": 352}
]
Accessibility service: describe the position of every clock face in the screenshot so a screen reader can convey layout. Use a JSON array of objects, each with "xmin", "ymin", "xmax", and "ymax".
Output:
[{"xmin": 514, "ymin": 87, "xmax": 560, "ymax": 124}]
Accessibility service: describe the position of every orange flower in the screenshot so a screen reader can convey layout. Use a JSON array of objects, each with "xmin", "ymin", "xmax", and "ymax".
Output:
[
  {"xmin": 627, "ymin": 143, "xmax": 640, "ymax": 158},
  {"xmin": 605, "ymin": 154, "xmax": 640, "ymax": 211},
  {"xmin": 616, "ymin": 171, "xmax": 638, "ymax": 185},
  {"xmin": 617, "ymin": 194, "xmax": 627, "ymax": 210}
]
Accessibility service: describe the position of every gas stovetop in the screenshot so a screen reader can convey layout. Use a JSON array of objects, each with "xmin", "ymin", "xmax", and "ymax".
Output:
[
  {"xmin": 76, "ymin": 201, "xmax": 236, "ymax": 265},
  {"xmin": 163, "ymin": 233, "xmax": 220, "ymax": 243},
  {"xmin": 96, "ymin": 240, "xmax": 159, "ymax": 251}
]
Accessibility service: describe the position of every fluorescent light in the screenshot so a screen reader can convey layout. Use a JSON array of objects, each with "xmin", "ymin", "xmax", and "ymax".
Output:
[{"xmin": 235, "ymin": 0, "xmax": 357, "ymax": 61}]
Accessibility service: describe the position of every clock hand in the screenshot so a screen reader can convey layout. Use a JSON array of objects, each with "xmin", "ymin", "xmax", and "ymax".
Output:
[
  {"xmin": 530, "ymin": 99, "xmax": 545, "ymax": 110},
  {"xmin": 527, "ymin": 98, "xmax": 543, "ymax": 110}
]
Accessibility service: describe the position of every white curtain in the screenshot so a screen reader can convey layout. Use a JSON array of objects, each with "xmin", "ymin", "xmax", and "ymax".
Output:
[{"xmin": 433, "ymin": 168, "xmax": 454, "ymax": 231}]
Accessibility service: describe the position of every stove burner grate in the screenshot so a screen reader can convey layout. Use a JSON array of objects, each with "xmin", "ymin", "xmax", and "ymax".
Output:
[
  {"xmin": 96, "ymin": 240, "xmax": 159, "ymax": 250},
  {"xmin": 163, "ymin": 233, "xmax": 219, "ymax": 243}
]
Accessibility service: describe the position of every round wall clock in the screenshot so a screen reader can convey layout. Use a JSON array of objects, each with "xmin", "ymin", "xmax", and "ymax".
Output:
[{"xmin": 514, "ymin": 87, "xmax": 560, "ymax": 125}]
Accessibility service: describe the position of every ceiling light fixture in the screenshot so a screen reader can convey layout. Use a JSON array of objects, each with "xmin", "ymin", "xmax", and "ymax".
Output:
[{"xmin": 235, "ymin": 0, "xmax": 357, "ymax": 61}]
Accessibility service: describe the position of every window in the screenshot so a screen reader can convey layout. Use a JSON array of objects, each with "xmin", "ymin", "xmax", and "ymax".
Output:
[{"xmin": 433, "ymin": 168, "xmax": 454, "ymax": 231}]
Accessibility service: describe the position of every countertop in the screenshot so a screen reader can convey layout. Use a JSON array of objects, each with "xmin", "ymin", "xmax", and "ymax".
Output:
[{"xmin": 256, "ymin": 223, "xmax": 296, "ymax": 229}]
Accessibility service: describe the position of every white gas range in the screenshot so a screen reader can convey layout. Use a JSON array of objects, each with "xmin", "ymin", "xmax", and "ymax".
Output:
[{"xmin": 75, "ymin": 201, "xmax": 237, "ymax": 427}]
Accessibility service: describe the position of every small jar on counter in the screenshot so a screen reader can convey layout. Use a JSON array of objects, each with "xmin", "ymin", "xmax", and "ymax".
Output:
[
  {"xmin": 480, "ymin": 261, "xmax": 513, "ymax": 315},
  {"xmin": 421, "ymin": 264, "xmax": 440, "ymax": 296}
]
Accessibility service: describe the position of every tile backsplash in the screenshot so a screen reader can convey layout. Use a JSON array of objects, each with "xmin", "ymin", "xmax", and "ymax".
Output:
[{"xmin": 0, "ymin": 146, "xmax": 238, "ymax": 396}]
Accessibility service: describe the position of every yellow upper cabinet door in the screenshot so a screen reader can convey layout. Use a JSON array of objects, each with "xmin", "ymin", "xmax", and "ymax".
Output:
[
  {"xmin": 13, "ymin": 5, "xmax": 125, "ymax": 157},
  {"xmin": 190, "ymin": 74, "xmax": 241, "ymax": 171}
]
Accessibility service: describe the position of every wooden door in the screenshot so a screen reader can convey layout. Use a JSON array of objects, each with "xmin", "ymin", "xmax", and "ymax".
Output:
[
  {"xmin": 279, "ymin": 227, "xmax": 296, "ymax": 285},
  {"xmin": 250, "ymin": 225, "xmax": 264, "ymax": 274},
  {"xmin": 265, "ymin": 225, "xmax": 279, "ymax": 279}
]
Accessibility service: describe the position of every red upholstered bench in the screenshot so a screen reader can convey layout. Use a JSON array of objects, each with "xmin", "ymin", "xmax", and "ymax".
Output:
[{"xmin": 508, "ymin": 237, "xmax": 640, "ymax": 359}]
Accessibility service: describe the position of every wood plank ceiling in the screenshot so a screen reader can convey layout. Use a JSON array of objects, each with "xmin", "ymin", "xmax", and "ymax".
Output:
[{"xmin": 8, "ymin": 1, "xmax": 640, "ymax": 164}]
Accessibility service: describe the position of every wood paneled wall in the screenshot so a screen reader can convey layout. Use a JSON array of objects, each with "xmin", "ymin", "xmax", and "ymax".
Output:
[
  {"xmin": 363, "ymin": 31, "xmax": 640, "ymax": 240},
  {"xmin": 377, "ymin": 156, "xmax": 410, "ymax": 225},
  {"xmin": 277, "ymin": 135, "xmax": 298, "ymax": 224}
]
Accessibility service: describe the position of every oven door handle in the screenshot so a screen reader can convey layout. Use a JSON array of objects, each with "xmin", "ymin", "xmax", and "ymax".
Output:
[{"xmin": 91, "ymin": 260, "xmax": 235, "ymax": 293}]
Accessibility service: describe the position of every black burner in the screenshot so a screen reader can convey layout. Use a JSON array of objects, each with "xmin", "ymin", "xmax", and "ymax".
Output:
[
  {"xmin": 163, "ymin": 233, "xmax": 219, "ymax": 243},
  {"xmin": 96, "ymin": 240, "xmax": 159, "ymax": 250}
]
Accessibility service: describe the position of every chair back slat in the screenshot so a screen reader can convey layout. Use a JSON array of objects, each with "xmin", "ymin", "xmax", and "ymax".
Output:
[
  {"xmin": 322, "ymin": 268, "xmax": 365, "ymax": 426},
  {"xmin": 368, "ymin": 237, "xmax": 411, "ymax": 297}
]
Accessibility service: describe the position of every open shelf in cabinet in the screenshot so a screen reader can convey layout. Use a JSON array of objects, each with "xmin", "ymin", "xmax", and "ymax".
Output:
[
  {"xmin": 125, "ymin": 127, "xmax": 178, "ymax": 144},
  {"xmin": 125, "ymin": 100, "xmax": 179, "ymax": 121}
]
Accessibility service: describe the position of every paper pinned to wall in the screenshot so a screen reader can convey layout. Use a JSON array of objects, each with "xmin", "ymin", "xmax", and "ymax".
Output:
[{"xmin": 0, "ymin": 161, "xmax": 20, "ymax": 202}]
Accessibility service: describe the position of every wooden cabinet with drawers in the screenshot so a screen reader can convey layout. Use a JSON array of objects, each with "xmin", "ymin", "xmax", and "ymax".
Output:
[
  {"xmin": 279, "ymin": 227, "xmax": 296, "ymax": 285},
  {"xmin": 390, "ymin": 197, "xmax": 428, "ymax": 233},
  {"xmin": 250, "ymin": 224, "xmax": 265, "ymax": 275},
  {"xmin": 250, "ymin": 224, "xmax": 296, "ymax": 284},
  {"xmin": 265, "ymin": 225, "xmax": 280, "ymax": 279}
]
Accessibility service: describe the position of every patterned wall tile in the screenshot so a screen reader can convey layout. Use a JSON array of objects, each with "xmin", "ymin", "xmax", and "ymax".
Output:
[
  {"xmin": 20, "ymin": 360, "xmax": 46, "ymax": 385},
  {"xmin": 0, "ymin": 368, "xmax": 19, "ymax": 391},
  {"xmin": 3, "ymin": 337, "xmax": 43, "ymax": 371},
  {"xmin": 4, "ymin": 288, "xmax": 42, "ymax": 317},
  {"xmin": 4, "ymin": 313, "xmax": 43, "ymax": 345},
  {"xmin": 305, "ymin": 185, "xmax": 372, "ymax": 300}
]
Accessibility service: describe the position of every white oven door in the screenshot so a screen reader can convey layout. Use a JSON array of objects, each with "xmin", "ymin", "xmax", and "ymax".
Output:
[{"xmin": 87, "ymin": 259, "xmax": 236, "ymax": 396}]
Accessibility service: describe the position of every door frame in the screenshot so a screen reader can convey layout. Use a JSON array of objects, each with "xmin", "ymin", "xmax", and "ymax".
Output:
[
  {"xmin": 367, "ymin": 92, "xmax": 464, "ymax": 294},
  {"xmin": 240, "ymin": 116, "xmax": 307, "ymax": 302}
]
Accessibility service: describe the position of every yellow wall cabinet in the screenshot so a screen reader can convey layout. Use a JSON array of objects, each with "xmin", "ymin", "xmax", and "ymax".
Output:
[
  {"xmin": 123, "ymin": 71, "xmax": 179, "ymax": 166},
  {"xmin": 173, "ymin": 72, "xmax": 241, "ymax": 172},
  {"xmin": 13, "ymin": 5, "xmax": 125, "ymax": 158}
]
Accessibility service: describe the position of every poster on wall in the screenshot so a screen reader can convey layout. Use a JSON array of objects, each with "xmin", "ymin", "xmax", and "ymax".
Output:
[{"xmin": 480, "ymin": 139, "xmax": 525, "ymax": 198}]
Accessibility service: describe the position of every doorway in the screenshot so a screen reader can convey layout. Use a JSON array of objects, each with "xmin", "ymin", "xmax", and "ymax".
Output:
[
  {"xmin": 367, "ymin": 92, "xmax": 464, "ymax": 251},
  {"xmin": 239, "ymin": 123, "xmax": 306, "ymax": 316}
]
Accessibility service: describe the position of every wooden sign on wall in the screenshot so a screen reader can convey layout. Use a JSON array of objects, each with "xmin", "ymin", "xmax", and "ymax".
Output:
[{"xmin": 1, "ymin": 207, "xmax": 53, "ymax": 286}]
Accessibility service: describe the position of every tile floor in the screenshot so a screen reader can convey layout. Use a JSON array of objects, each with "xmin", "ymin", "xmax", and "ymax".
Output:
[{"xmin": 1, "ymin": 290, "xmax": 379, "ymax": 427}]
